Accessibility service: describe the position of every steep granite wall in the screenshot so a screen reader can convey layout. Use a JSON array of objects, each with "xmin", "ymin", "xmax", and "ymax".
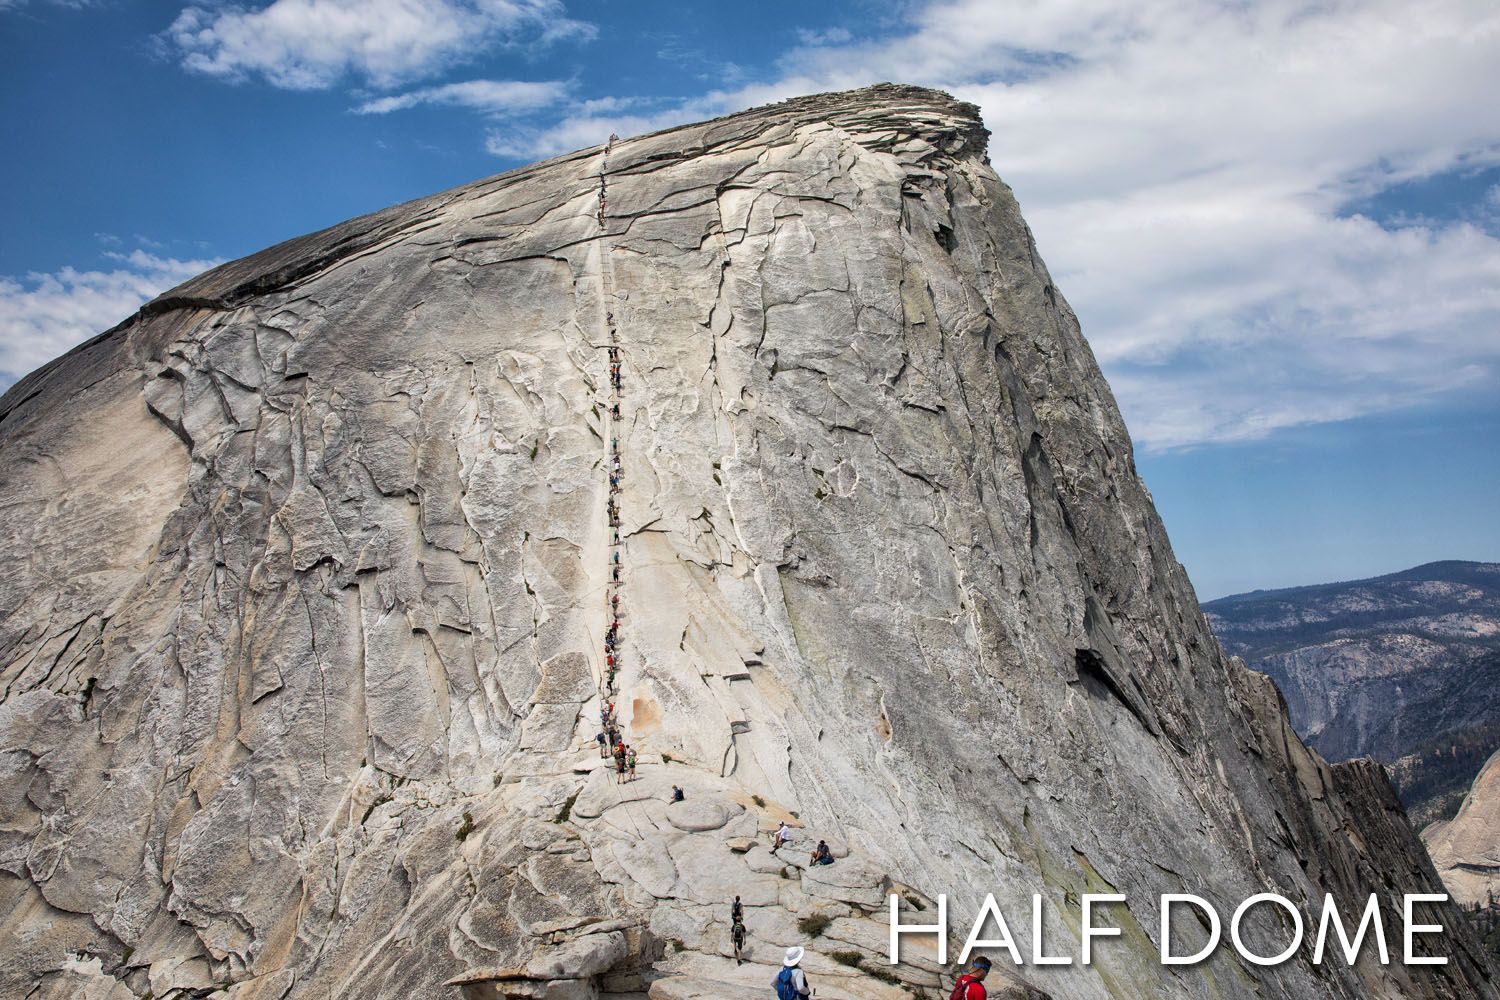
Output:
[{"xmin": 0, "ymin": 85, "xmax": 1492, "ymax": 1000}]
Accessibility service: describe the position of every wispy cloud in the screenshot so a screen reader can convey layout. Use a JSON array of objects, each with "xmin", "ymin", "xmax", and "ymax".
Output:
[
  {"xmin": 483, "ymin": 98, "xmax": 717, "ymax": 159},
  {"xmin": 1, "ymin": 0, "xmax": 103, "ymax": 11},
  {"xmin": 491, "ymin": 0, "xmax": 1500, "ymax": 452},
  {"xmin": 165, "ymin": 0, "xmax": 595, "ymax": 90},
  {"xmin": 353, "ymin": 78, "xmax": 571, "ymax": 116},
  {"xmin": 0, "ymin": 249, "xmax": 221, "ymax": 388},
  {"xmin": 794, "ymin": 27, "xmax": 851, "ymax": 46}
]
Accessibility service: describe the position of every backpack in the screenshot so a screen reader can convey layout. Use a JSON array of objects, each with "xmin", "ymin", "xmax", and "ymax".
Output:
[
  {"xmin": 775, "ymin": 967, "xmax": 800, "ymax": 1000},
  {"xmin": 949, "ymin": 974, "xmax": 984, "ymax": 1000}
]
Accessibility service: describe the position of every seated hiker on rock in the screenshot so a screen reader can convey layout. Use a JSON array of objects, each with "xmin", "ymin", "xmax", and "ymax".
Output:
[
  {"xmin": 775, "ymin": 946, "xmax": 811, "ymax": 999},
  {"xmin": 671, "ymin": 785, "xmax": 685, "ymax": 802},
  {"xmin": 810, "ymin": 840, "xmax": 834, "ymax": 866},
  {"xmin": 771, "ymin": 821, "xmax": 792, "ymax": 854},
  {"xmin": 951, "ymin": 956, "xmax": 991, "ymax": 999}
]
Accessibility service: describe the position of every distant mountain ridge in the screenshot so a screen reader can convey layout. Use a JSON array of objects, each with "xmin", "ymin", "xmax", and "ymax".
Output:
[
  {"xmin": 1211, "ymin": 559, "xmax": 1500, "ymax": 607},
  {"xmin": 1204, "ymin": 559, "xmax": 1500, "ymax": 825},
  {"xmin": 1207, "ymin": 559, "xmax": 1500, "ymax": 660}
]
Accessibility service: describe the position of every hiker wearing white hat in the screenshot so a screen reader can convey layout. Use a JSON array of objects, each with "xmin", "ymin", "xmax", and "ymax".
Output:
[{"xmin": 773, "ymin": 946, "xmax": 810, "ymax": 998}]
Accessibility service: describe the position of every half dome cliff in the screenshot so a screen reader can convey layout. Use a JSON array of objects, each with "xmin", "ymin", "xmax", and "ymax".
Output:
[{"xmin": 0, "ymin": 84, "xmax": 1491, "ymax": 1000}]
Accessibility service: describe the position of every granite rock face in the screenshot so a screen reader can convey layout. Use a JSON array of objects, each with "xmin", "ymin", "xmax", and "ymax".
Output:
[
  {"xmin": 1427, "ymin": 749, "xmax": 1500, "ymax": 907},
  {"xmin": 0, "ymin": 84, "xmax": 1493, "ymax": 1000}
]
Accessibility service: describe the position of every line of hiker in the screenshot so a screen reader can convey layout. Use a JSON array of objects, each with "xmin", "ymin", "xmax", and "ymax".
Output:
[
  {"xmin": 595, "ymin": 131, "xmax": 618, "ymax": 228},
  {"xmin": 591, "ymin": 133, "xmax": 993, "ymax": 1000},
  {"xmin": 595, "ymin": 136, "xmax": 640, "ymax": 790}
]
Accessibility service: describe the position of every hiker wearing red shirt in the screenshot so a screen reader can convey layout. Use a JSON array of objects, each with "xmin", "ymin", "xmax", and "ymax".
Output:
[{"xmin": 950, "ymin": 956, "xmax": 991, "ymax": 999}]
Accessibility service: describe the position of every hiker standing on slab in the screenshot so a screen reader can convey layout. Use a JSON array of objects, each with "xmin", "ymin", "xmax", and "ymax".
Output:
[
  {"xmin": 732, "ymin": 914, "xmax": 747, "ymax": 965},
  {"xmin": 774, "ymin": 946, "xmax": 810, "ymax": 999}
]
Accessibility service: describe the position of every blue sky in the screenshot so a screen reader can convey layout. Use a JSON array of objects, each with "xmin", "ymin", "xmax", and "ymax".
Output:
[{"xmin": 2, "ymin": 0, "xmax": 1497, "ymax": 600}]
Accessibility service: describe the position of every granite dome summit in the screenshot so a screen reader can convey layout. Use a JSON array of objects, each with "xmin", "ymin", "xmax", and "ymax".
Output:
[{"xmin": 0, "ymin": 84, "xmax": 1491, "ymax": 1000}]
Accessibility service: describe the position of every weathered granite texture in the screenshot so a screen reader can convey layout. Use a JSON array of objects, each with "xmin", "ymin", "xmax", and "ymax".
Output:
[
  {"xmin": 1427, "ymin": 748, "xmax": 1500, "ymax": 907},
  {"xmin": 0, "ymin": 84, "xmax": 1493, "ymax": 1000}
]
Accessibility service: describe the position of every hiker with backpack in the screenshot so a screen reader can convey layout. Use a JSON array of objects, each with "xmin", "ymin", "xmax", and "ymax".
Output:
[
  {"xmin": 732, "ymin": 914, "xmax": 747, "ymax": 964},
  {"xmin": 809, "ymin": 840, "xmax": 834, "ymax": 866},
  {"xmin": 950, "ymin": 956, "xmax": 991, "ymax": 999},
  {"xmin": 774, "ymin": 946, "xmax": 810, "ymax": 999}
]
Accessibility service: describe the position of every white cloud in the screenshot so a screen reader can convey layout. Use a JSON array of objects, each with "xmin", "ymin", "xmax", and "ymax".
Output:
[
  {"xmin": 0, "ymin": 250, "xmax": 221, "ymax": 387},
  {"xmin": 166, "ymin": 0, "xmax": 594, "ymax": 90},
  {"xmin": 354, "ymin": 78, "xmax": 571, "ymax": 115},
  {"xmin": 499, "ymin": 0, "xmax": 1500, "ymax": 451},
  {"xmin": 484, "ymin": 101, "xmax": 715, "ymax": 159}
]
